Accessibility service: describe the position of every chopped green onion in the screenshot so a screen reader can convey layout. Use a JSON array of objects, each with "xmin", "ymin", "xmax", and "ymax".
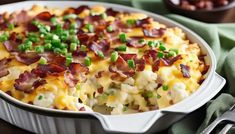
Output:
[
  {"xmin": 51, "ymin": 38, "xmax": 61, "ymax": 48},
  {"xmin": 70, "ymin": 23, "xmax": 78, "ymax": 29},
  {"xmin": 147, "ymin": 41, "xmax": 156, "ymax": 48},
  {"xmin": 70, "ymin": 43, "xmax": 77, "ymax": 51},
  {"xmin": 97, "ymin": 51, "xmax": 105, "ymax": 58},
  {"xmin": 157, "ymin": 51, "xmax": 164, "ymax": 58},
  {"xmin": 119, "ymin": 33, "xmax": 127, "ymax": 43},
  {"xmin": 76, "ymin": 83, "xmax": 81, "ymax": 90},
  {"xmin": 127, "ymin": 60, "xmax": 135, "ymax": 68},
  {"xmin": 39, "ymin": 57, "xmax": 47, "ymax": 65},
  {"xmin": 23, "ymin": 40, "xmax": 33, "ymax": 51},
  {"xmin": 18, "ymin": 44, "xmax": 25, "ymax": 51},
  {"xmin": 159, "ymin": 44, "xmax": 166, "ymax": 51},
  {"xmin": 101, "ymin": 13, "xmax": 107, "ymax": 19},
  {"xmin": 162, "ymin": 85, "xmax": 169, "ymax": 91},
  {"xmin": 80, "ymin": 45, "xmax": 87, "ymax": 51},
  {"xmin": 63, "ymin": 14, "xmax": 77, "ymax": 20},
  {"xmin": 115, "ymin": 45, "xmax": 126, "ymax": 51},
  {"xmin": 8, "ymin": 23, "xmax": 14, "ymax": 30},
  {"xmin": 106, "ymin": 26, "xmax": 113, "ymax": 32},
  {"xmin": 66, "ymin": 53, "xmax": 72, "ymax": 58},
  {"xmin": 50, "ymin": 17, "xmax": 57, "ymax": 25},
  {"xmin": 60, "ymin": 48, "xmax": 68, "ymax": 55},
  {"xmin": 85, "ymin": 23, "xmax": 94, "ymax": 33},
  {"xmin": 126, "ymin": 19, "xmax": 136, "ymax": 26},
  {"xmin": 138, "ymin": 38, "xmax": 145, "ymax": 44},
  {"xmin": 54, "ymin": 48, "xmax": 62, "ymax": 54},
  {"xmin": 28, "ymin": 33, "xmax": 39, "ymax": 42},
  {"xmin": 169, "ymin": 48, "xmax": 179, "ymax": 55},
  {"xmin": 44, "ymin": 43, "xmax": 52, "ymax": 50},
  {"xmin": 69, "ymin": 29, "xmax": 77, "ymax": 34},
  {"xmin": 66, "ymin": 57, "xmax": 72, "ymax": 66},
  {"xmin": 0, "ymin": 33, "xmax": 9, "ymax": 42},
  {"xmin": 38, "ymin": 95, "xmax": 43, "ymax": 100},
  {"xmin": 167, "ymin": 51, "xmax": 176, "ymax": 57},
  {"xmin": 84, "ymin": 57, "xmax": 91, "ymax": 66},
  {"xmin": 110, "ymin": 51, "xmax": 118, "ymax": 62},
  {"xmin": 70, "ymin": 35, "xmax": 80, "ymax": 44},
  {"xmin": 35, "ymin": 46, "xmax": 44, "ymax": 53}
]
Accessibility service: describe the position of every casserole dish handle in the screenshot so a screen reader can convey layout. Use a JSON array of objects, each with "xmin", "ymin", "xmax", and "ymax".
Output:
[{"xmin": 97, "ymin": 110, "xmax": 163, "ymax": 133}]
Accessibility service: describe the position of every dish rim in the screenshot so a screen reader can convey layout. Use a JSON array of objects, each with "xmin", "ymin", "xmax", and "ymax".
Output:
[{"xmin": 0, "ymin": 0, "xmax": 216, "ymax": 117}]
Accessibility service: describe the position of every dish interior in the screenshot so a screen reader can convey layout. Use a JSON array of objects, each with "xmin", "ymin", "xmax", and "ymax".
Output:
[{"xmin": 0, "ymin": 2, "xmax": 211, "ymax": 115}]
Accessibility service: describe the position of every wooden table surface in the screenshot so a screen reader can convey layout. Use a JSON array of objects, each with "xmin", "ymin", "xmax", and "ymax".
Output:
[{"xmin": 0, "ymin": 0, "xmax": 235, "ymax": 134}]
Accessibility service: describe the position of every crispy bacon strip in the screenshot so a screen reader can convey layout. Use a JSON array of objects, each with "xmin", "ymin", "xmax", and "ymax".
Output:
[
  {"xmin": 89, "ymin": 40, "xmax": 110, "ymax": 56},
  {"xmin": 180, "ymin": 64, "xmax": 191, "ymax": 78},
  {"xmin": 0, "ymin": 58, "xmax": 11, "ymax": 78},
  {"xmin": 126, "ymin": 38, "xmax": 146, "ymax": 48},
  {"xmin": 143, "ymin": 28, "xmax": 166, "ymax": 38},
  {"xmin": 14, "ymin": 71, "xmax": 46, "ymax": 93},
  {"xmin": 14, "ymin": 52, "xmax": 40, "ymax": 65},
  {"xmin": 106, "ymin": 8, "xmax": 119, "ymax": 17},
  {"xmin": 109, "ymin": 56, "xmax": 135, "ymax": 78},
  {"xmin": 9, "ymin": 10, "xmax": 31, "ymax": 25},
  {"xmin": 136, "ymin": 17, "xmax": 153, "ymax": 27},
  {"xmin": 32, "ymin": 64, "xmax": 65, "ymax": 78},
  {"xmin": 35, "ymin": 11, "xmax": 53, "ymax": 22}
]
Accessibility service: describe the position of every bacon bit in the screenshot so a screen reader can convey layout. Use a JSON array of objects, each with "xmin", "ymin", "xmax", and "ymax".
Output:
[
  {"xmin": 119, "ymin": 53, "xmax": 137, "ymax": 61},
  {"xmin": 97, "ymin": 87, "xmax": 104, "ymax": 94},
  {"xmin": 126, "ymin": 38, "xmax": 146, "ymax": 48},
  {"xmin": 9, "ymin": 10, "xmax": 31, "ymax": 25},
  {"xmin": 63, "ymin": 20, "xmax": 71, "ymax": 29},
  {"xmin": 152, "ymin": 60, "xmax": 160, "ymax": 72},
  {"xmin": 14, "ymin": 71, "xmax": 46, "ymax": 93},
  {"xmin": 89, "ymin": 40, "xmax": 110, "ymax": 56},
  {"xmin": 75, "ymin": 5, "xmax": 90, "ymax": 14},
  {"xmin": 109, "ymin": 56, "xmax": 135, "ymax": 78},
  {"xmin": 106, "ymin": 8, "xmax": 119, "ymax": 17},
  {"xmin": 35, "ymin": 11, "xmax": 53, "ymax": 22},
  {"xmin": 95, "ymin": 71, "xmax": 104, "ymax": 78},
  {"xmin": 198, "ymin": 54, "xmax": 207, "ymax": 62},
  {"xmin": 9, "ymin": 32, "xmax": 22, "ymax": 43},
  {"xmin": 0, "ymin": 58, "xmax": 11, "ymax": 78},
  {"xmin": 143, "ymin": 28, "xmax": 166, "ymax": 38},
  {"xmin": 79, "ymin": 107, "xmax": 86, "ymax": 111},
  {"xmin": 32, "ymin": 64, "xmax": 65, "ymax": 78},
  {"xmin": 136, "ymin": 17, "xmax": 153, "ymax": 27},
  {"xmin": 135, "ymin": 58, "xmax": 145, "ymax": 71},
  {"xmin": 152, "ymin": 55, "xmax": 182, "ymax": 72},
  {"xmin": 198, "ymin": 78, "xmax": 205, "ymax": 84},
  {"xmin": 14, "ymin": 52, "xmax": 40, "ymax": 65},
  {"xmin": 143, "ymin": 50, "xmax": 158, "ymax": 64},
  {"xmin": 63, "ymin": 7, "xmax": 76, "ymax": 15},
  {"xmin": 39, "ymin": 52, "xmax": 66, "ymax": 66},
  {"xmin": 69, "ymin": 63, "xmax": 89, "ymax": 75},
  {"xmin": 161, "ymin": 55, "xmax": 183, "ymax": 66},
  {"xmin": 77, "ymin": 33, "xmax": 98, "ymax": 45},
  {"xmin": 5, "ymin": 91, "xmax": 12, "ymax": 96},
  {"xmin": 27, "ymin": 23, "xmax": 39, "ymax": 32},
  {"xmin": 84, "ymin": 15, "xmax": 102, "ymax": 23},
  {"xmin": 3, "ymin": 41, "xmax": 19, "ymax": 52},
  {"xmin": 64, "ymin": 71, "xmax": 78, "ymax": 88},
  {"xmin": 180, "ymin": 64, "xmax": 191, "ymax": 78},
  {"xmin": 202, "ymin": 65, "xmax": 210, "ymax": 75}
]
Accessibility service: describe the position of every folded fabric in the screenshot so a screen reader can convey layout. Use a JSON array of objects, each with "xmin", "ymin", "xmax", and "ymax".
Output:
[{"xmin": 91, "ymin": 0, "xmax": 235, "ymax": 133}]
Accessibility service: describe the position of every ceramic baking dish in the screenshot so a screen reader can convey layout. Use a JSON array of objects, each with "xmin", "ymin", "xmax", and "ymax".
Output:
[{"xmin": 0, "ymin": 1, "xmax": 226, "ymax": 134}]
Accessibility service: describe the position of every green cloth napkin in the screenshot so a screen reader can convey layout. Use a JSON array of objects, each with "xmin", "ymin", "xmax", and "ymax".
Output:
[{"xmin": 90, "ymin": 0, "xmax": 235, "ymax": 133}]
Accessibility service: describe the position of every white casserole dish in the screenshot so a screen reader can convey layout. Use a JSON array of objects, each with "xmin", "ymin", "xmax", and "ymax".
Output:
[{"xmin": 0, "ymin": 1, "xmax": 226, "ymax": 134}]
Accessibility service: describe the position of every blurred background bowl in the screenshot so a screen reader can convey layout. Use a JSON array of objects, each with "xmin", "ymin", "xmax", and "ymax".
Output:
[{"xmin": 164, "ymin": 0, "xmax": 235, "ymax": 23}]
